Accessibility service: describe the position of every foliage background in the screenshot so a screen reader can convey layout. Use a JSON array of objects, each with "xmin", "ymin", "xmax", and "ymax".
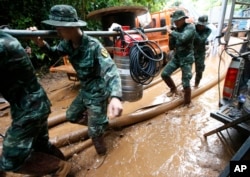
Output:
[
  {"xmin": 0, "ymin": 0, "xmax": 249, "ymax": 72},
  {"xmin": 0, "ymin": 0, "xmax": 166, "ymax": 71}
]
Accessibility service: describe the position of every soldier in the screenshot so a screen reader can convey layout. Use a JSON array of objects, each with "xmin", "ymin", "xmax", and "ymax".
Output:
[
  {"xmin": 29, "ymin": 4, "xmax": 123, "ymax": 156},
  {"xmin": 0, "ymin": 28, "xmax": 71, "ymax": 176},
  {"xmin": 193, "ymin": 15, "xmax": 212, "ymax": 87},
  {"xmin": 162, "ymin": 10, "xmax": 195, "ymax": 107}
]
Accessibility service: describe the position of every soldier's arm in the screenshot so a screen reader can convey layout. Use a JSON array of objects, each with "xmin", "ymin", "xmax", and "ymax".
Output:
[
  {"xmin": 96, "ymin": 45, "xmax": 122, "ymax": 100},
  {"xmin": 171, "ymin": 24, "xmax": 195, "ymax": 43}
]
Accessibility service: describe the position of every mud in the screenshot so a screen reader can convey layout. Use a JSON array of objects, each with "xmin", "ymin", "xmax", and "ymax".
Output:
[{"xmin": 0, "ymin": 40, "xmax": 248, "ymax": 177}]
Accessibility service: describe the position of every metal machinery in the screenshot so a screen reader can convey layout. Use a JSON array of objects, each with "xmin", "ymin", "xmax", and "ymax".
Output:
[
  {"xmin": 87, "ymin": 6, "xmax": 169, "ymax": 102},
  {"xmin": 203, "ymin": 1, "xmax": 250, "ymax": 176},
  {"xmin": 113, "ymin": 27, "xmax": 145, "ymax": 102}
]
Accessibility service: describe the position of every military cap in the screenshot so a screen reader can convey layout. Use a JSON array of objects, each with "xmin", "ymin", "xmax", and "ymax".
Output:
[
  {"xmin": 197, "ymin": 15, "xmax": 208, "ymax": 26},
  {"xmin": 42, "ymin": 4, "xmax": 87, "ymax": 27},
  {"xmin": 171, "ymin": 10, "xmax": 188, "ymax": 22}
]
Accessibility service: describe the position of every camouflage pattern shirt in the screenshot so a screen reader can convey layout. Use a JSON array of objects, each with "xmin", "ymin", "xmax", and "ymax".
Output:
[
  {"xmin": 169, "ymin": 23, "xmax": 195, "ymax": 65},
  {"xmin": 0, "ymin": 31, "xmax": 51, "ymax": 112},
  {"xmin": 42, "ymin": 34, "xmax": 122, "ymax": 102},
  {"xmin": 193, "ymin": 26, "xmax": 212, "ymax": 56},
  {"xmin": 0, "ymin": 31, "xmax": 51, "ymax": 171}
]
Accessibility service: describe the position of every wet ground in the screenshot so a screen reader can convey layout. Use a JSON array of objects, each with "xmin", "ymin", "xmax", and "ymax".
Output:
[{"xmin": 0, "ymin": 41, "xmax": 249, "ymax": 177}]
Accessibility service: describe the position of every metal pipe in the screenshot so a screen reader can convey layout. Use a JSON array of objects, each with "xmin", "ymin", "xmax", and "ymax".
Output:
[
  {"xmin": 224, "ymin": 0, "xmax": 236, "ymax": 45},
  {"xmin": 216, "ymin": 0, "xmax": 229, "ymax": 46},
  {"xmin": 0, "ymin": 27, "xmax": 167, "ymax": 38}
]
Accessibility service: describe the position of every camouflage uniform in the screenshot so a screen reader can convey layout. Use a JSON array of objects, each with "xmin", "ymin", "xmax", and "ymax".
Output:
[
  {"xmin": 161, "ymin": 22, "xmax": 195, "ymax": 88},
  {"xmin": 41, "ymin": 35, "xmax": 122, "ymax": 138},
  {"xmin": 0, "ymin": 31, "xmax": 52, "ymax": 171},
  {"xmin": 193, "ymin": 15, "xmax": 212, "ymax": 86}
]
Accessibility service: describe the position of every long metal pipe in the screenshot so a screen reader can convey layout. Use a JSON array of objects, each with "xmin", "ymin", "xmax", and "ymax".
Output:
[
  {"xmin": 216, "ymin": 0, "xmax": 229, "ymax": 46},
  {"xmin": 0, "ymin": 27, "xmax": 167, "ymax": 38}
]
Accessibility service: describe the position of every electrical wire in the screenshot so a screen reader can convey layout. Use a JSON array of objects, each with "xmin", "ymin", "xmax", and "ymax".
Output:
[
  {"xmin": 0, "ymin": 133, "xmax": 4, "ymax": 138},
  {"xmin": 129, "ymin": 41, "xmax": 163, "ymax": 85},
  {"xmin": 114, "ymin": 27, "xmax": 164, "ymax": 85},
  {"xmin": 217, "ymin": 47, "xmax": 225, "ymax": 106}
]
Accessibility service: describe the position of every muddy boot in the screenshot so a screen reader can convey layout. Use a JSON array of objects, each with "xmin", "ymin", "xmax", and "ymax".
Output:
[
  {"xmin": 163, "ymin": 76, "xmax": 177, "ymax": 97},
  {"xmin": 47, "ymin": 144, "xmax": 66, "ymax": 160},
  {"xmin": 53, "ymin": 160, "xmax": 72, "ymax": 177},
  {"xmin": 194, "ymin": 73, "xmax": 202, "ymax": 88},
  {"xmin": 14, "ymin": 152, "xmax": 71, "ymax": 177},
  {"xmin": 183, "ymin": 87, "xmax": 191, "ymax": 106},
  {"xmin": 0, "ymin": 170, "xmax": 6, "ymax": 177},
  {"xmin": 194, "ymin": 79, "xmax": 200, "ymax": 88},
  {"xmin": 92, "ymin": 136, "xmax": 107, "ymax": 156},
  {"xmin": 34, "ymin": 143, "xmax": 65, "ymax": 160}
]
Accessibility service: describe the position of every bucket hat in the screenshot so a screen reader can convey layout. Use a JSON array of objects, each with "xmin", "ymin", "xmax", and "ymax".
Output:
[
  {"xmin": 197, "ymin": 15, "xmax": 208, "ymax": 26},
  {"xmin": 42, "ymin": 4, "xmax": 87, "ymax": 27},
  {"xmin": 172, "ymin": 10, "xmax": 188, "ymax": 22}
]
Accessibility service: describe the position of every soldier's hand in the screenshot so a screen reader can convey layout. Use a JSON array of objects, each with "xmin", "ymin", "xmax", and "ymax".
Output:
[
  {"xmin": 166, "ymin": 25, "xmax": 172, "ymax": 34},
  {"xmin": 26, "ymin": 26, "xmax": 46, "ymax": 47},
  {"xmin": 108, "ymin": 97, "xmax": 123, "ymax": 118}
]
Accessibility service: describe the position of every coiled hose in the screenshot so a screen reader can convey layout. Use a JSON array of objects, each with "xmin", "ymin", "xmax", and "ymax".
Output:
[
  {"xmin": 114, "ymin": 27, "xmax": 164, "ymax": 85},
  {"xmin": 129, "ymin": 40, "xmax": 163, "ymax": 85}
]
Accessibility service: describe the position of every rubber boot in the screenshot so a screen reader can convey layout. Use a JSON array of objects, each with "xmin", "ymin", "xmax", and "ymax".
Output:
[
  {"xmin": 194, "ymin": 73, "xmax": 202, "ymax": 88},
  {"xmin": 92, "ymin": 136, "xmax": 107, "ymax": 156},
  {"xmin": 162, "ymin": 76, "xmax": 177, "ymax": 97},
  {"xmin": 14, "ymin": 152, "xmax": 71, "ymax": 177},
  {"xmin": 194, "ymin": 78, "xmax": 200, "ymax": 88},
  {"xmin": 47, "ymin": 144, "xmax": 66, "ymax": 160},
  {"xmin": 0, "ymin": 170, "xmax": 6, "ymax": 177},
  {"xmin": 183, "ymin": 87, "xmax": 191, "ymax": 106},
  {"xmin": 34, "ymin": 143, "xmax": 65, "ymax": 160}
]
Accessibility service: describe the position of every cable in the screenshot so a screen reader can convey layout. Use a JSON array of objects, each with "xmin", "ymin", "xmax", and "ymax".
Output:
[
  {"xmin": 0, "ymin": 133, "xmax": 4, "ymax": 138},
  {"xmin": 217, "ymin": 47, "xmax": 225, "ymax": 106},
  {"xmin": 114, "ymin": 27, "xmax": 164, "ymax": 85},
  {"xmin": 129, "ymin": 41, "xmax": 163, "ymax": 85}
]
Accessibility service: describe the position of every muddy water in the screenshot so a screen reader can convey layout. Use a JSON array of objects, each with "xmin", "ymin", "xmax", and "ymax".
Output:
[
  {"xmin": 72, "ymin": 84, "xmax": 244, "ymax": 177},
  {"xmin": 1, "ymin": 38, "xmax": 247, "ymax": 176}
]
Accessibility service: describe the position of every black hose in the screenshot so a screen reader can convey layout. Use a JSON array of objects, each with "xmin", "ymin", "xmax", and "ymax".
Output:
[
  {"xmin": 115, "ymin": 27, "xmax": 164, "ymax": 85},
  {"xmin": 129, "ymin": 40, "xmax": 163, "ymax": 85},
  {"xmin": 0, "ymin": 133, "xmax": 4, "ymax": 138}
]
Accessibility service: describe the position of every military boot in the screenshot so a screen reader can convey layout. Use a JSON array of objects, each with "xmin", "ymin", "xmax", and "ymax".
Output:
[
  {"xmin": 163, "ymin": 76, "xmax": 177, "ymax": 97},
  {"xmin": 194, "ymin": 73, "xmax": 202, "ymax": 88},
  {"xmin": 0, "ymin": 170, "xmax": 6, "ymax": 177},
  {"xmin": 35, "ymin": 144, "xmax": 66, "ymax": 161},
  {"xmin": 194, "ymin": 78, "xmax": 200, "ymax": 88},
  {"xmin": 183, "ymin": 87, "xmax": 191, "ymax": 106},
  {"xmin": 14, "ymin": 152, "xmax": 71, "ymax": 177},
  {"xmin": 92, "ymin": 136, "xmax": 107, "ymax": 156}
]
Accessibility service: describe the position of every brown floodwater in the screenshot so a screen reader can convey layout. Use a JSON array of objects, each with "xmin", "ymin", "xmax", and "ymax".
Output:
[
  {"xmin": 1, "ymin": 39, "xmax": 248, "ymax": 177},
  {"xmin": 71, "ymin": 76, "xmax": 244, "ymax": 177}
]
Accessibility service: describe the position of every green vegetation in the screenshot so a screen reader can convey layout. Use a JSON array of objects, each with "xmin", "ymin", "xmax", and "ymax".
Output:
[{"xmin": 1, "ymin": 0, "xmax": 248, "ymax": 73}]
